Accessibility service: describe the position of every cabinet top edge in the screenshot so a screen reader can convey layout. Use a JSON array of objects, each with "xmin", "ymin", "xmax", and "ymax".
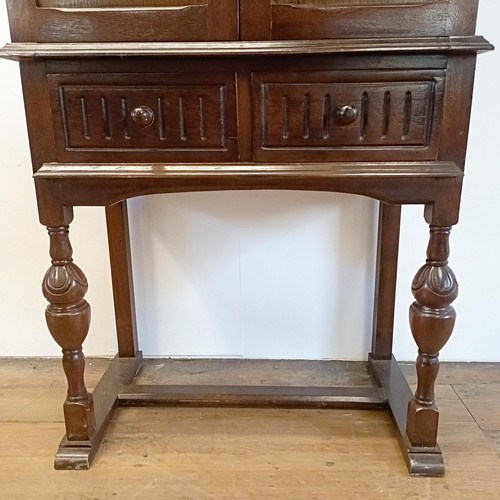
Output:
[{"xmin": 0, "ymin": 37, "xmax": 493, "ymax": 61}]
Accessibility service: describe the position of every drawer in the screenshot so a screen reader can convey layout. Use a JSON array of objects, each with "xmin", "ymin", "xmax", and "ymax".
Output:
[
  {"xmin": 252, "ymin": 71, "xmax": 445, "ymax": 163},
  {"xmin": 48, "ymin": 73, "xmax": 238, "ymax": 163}
]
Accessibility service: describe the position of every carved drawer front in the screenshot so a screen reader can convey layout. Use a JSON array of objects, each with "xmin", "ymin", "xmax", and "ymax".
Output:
[
  {"xmin": 48, "ymin": 73, "xmax": 238, "ymax": 163},
  {"xmin": 252, "ymin": 71, "xmax": 444, "ymax": 162}
]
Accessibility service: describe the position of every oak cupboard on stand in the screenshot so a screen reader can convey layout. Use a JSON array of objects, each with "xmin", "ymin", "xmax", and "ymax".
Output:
[{"xmin": 0, "ymin": 0, "xmax": 492, "ymax": 476}]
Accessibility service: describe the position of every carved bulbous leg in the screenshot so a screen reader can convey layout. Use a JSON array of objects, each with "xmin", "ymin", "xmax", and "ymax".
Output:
[
  {"xmin": 406, "ymin": 226, "xmax": 458, "ymax": 447},
  {"xmin": 42, "ymin": 226, "xmax": 96, "ymax": 441}
]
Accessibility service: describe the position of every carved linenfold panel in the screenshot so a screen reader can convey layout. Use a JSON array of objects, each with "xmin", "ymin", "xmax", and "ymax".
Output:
[
  {"xmin": 253, "ymin": 71, "xmax": 444, "ymax": 159},
  {"xmin": 58, "ymin": 84, "xmax": 228, "ymax": 151}
]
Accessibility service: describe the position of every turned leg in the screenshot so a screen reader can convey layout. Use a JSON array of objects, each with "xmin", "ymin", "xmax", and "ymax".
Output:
[
  {"xmin": 406, "ymin": 226, "xmax": 458, "ymax": 447},
  {"xmin": 42, "ymin": 225, "xmax": 96, "ymax": 442}
]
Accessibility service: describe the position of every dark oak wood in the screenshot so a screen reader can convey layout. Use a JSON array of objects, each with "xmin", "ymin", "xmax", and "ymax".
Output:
[
  {"xmin": 46, "ymin": 71, "xmax": 239, "ymax": 164},
  {"xmin": 371, "ymin": 202, "xmax": 402, "ymax": 360},
  {"xmin": 118, "ymin": 384, "xmax": 387, "ymax": 409},
  {"xmin": 33, "ymin": 161, "xmax": 463, "ymax": 208},
  {"xmin": 0, "ymin": 37, "xmax": 493, "ymax": 61},
  {"xmin": 406, "ymin": 226, "xmax": 458, "ymax": 447},
  {"xmin": 251, "ymin": 69, "xmax": 445, "ymax": 163},
  {"xmin": 0, "ymin": 0, "xmax": 491, "ymax": 476},
  {"xmin": 240, "ymin": 0, "xmax": 480, "ymax": 40},
  {"xmin": 105, "ymin": 202, "xmax": 139, "ymax": 358},
  {"xmin": 42, "ymin": 225, "xmax": 95, "ymax": 442},
  {"xmin": 6, "ymin": 0, "xmax": 238, "ymax": 42}
]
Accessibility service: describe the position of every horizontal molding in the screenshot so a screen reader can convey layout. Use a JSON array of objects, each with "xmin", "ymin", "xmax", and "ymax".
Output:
[
  {"xmin": 36, "ymin": 161, "xmax": 463, "ymax": 179},
  {"xmin": 34, "ymin": 161, "xmax": 463, "ymax": 207},
  {"xmin": 0, "ymin": 37, "xmax": 493, "ymax": 61}
]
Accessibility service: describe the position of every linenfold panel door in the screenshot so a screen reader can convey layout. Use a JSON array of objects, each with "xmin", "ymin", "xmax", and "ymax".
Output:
[{"xmin": 7, "ymin": 0, "xmax": 238, "ymax": 41}]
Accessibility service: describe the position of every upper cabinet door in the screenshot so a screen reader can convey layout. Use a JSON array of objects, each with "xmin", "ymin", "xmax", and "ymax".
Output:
[
  {"xmin": 7, "ymin": 0, "xmax": 238, "ymax": 42},
  {"xmin": 240, "ymin": 0, "xmax": 479, "ymax": 40}
]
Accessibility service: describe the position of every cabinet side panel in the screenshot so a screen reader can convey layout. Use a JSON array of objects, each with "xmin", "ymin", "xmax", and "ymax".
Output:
[
  {"xmin": 19, "ymin": 61, "xmax": 58, "ymax": 172},
  {"xmin": 438, "ymin": 55, "xmax": 478, "ymax": 171}
]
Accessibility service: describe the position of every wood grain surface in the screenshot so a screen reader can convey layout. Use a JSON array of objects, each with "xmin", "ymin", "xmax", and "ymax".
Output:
[{"xmin": 0, "ymin": 358, "xmax": 499, "ymax": 498}]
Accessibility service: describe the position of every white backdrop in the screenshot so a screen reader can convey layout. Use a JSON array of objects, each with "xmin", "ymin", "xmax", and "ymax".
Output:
[{"xmin": 1, "ymin": 2, "xmax": 499, "ymax": 361}]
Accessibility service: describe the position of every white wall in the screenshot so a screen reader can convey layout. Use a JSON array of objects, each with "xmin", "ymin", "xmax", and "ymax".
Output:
[{"xmin": 0, "ymin": 2, "xmax": 499, "ymax": 361}]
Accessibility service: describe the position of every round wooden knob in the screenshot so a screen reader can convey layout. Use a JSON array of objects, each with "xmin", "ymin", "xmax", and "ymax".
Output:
[
  {"xmin": 131, "ymin": 106, "xmax": 155, "ymax": 127},
  {"xmin": 336, "ymin": 105, "xmax": 359, "ymax": 125}
]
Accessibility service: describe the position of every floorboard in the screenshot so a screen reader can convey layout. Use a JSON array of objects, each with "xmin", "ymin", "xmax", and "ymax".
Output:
[{"xmin": 1, "ymin": 358, "xmax": 499, "ymax": 498}]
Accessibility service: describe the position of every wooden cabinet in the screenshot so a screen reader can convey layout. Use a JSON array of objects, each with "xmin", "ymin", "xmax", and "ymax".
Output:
[{"xmin": 0, "ymin": 0, "xmax": 492, "ymax": 477}]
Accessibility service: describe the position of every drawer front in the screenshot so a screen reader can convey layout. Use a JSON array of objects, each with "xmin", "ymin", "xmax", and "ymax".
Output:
[
  {"xmin": 48, "ymin": 73, "xmax": 238, "ymax": 163},
  {"xmin": 252, "ymin": 71, "xmax": 445, "ymax": 162}
]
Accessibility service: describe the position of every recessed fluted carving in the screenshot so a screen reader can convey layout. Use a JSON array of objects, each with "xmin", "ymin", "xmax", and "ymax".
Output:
[
  {"xmin": 58, "ymin": 82, "xmax": 229, "ymax": 150},
  {"xmin": 42, "ymin": 226, "xmax": 95, "ymax": 442},
  {"xmin": 407, "ymin": 226, "xmax": 458, "ymax": 447}
]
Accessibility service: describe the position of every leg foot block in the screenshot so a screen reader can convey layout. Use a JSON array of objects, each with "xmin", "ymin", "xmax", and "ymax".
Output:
[
  {"xmin": 406, "ymin": 399, "xmax": 439, "ymax": 448},
  {"xmin": 63, "ymin": 395, "xmax": 96, "ymax": 441}
]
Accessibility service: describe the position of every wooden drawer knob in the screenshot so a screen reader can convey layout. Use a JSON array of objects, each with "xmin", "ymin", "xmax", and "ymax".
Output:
[
  {"xmin": 131, "ymin": 105, "xmax": 155, "ymax": 127},
  {"xmin": 336, "ymin": 104, "xmax": 358, "ymax": 125}
]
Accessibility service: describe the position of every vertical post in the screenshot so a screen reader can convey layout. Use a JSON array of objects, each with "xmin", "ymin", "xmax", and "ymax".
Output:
[
  {"xmin": 105, "ymin": 201, "xmax": 139, "ymax": 358},
  {"xmin": 406, "ymin": 225, "xmax": 458, "ymax": 447},
  {"xmin": 371, "ymin": 202, "xmax": 401, "ymax": 360}
]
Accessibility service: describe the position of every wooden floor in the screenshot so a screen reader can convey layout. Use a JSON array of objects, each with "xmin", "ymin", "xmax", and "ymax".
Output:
[{"xmin": 1, "ymin": 358, "xmax": 499, "ymax": 499}]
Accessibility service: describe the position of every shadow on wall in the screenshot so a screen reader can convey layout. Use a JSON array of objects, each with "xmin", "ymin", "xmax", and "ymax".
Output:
[{"xmin": 127, "ymin": 190, "xmax": 378, "ymax": 360}]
